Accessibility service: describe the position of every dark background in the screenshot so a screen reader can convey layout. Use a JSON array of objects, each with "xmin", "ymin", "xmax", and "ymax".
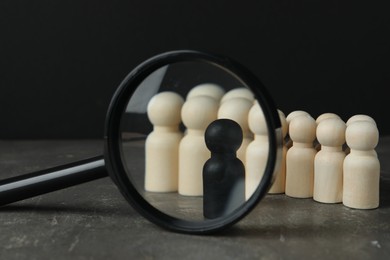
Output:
[{"xmin": 1, "ymin": 0, "xmax": 389, "ymax": 139}]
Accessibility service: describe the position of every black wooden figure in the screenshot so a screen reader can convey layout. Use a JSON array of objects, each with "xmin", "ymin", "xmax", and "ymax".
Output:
[{"xmin": 203, "ymin": 118, "xmax": 246, "ymax": 219}]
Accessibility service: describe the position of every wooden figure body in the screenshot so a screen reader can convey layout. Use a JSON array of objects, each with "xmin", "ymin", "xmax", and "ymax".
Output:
[
  {"xmin": 145, "ymin": 91, "xmax": 184, "ymax": 192},
  {"xmin": 203, "ymin": 119, "xmax": 245, "ymax": 219},
  {"xmin": 218, "ymin": 97, "xmax": 254, "ymax": 163},
  {"xmin": 285, "ymin": 114, "xmax": 317, "ymax": 198},
  {"xmin": 178, "ymin": 95, "xmax": 219, "ymax": 196},
  {"xmin": 268, "ymin": 109, "xmax": 287, "ymax": 194},
  {"xmin": 313, "ymin": 117, "xmax": 346, "ymax": 203},
  {"xmin": 343, "ymin": 121, "xmax": 380, "ymax": 209},
  {"xmin": 245, "ymin": 101, "xmax": 268, "ymax": 199}
]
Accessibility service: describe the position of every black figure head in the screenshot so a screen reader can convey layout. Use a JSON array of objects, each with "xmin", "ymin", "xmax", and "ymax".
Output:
[{"xmin": 205, "ymin": 119, "xmax": 243, "ymax": 154}]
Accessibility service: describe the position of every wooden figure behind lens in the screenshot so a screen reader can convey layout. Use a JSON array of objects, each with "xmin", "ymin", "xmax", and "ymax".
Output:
[
  {"xmin": 245, "ymin": 101, "xmax": 268, "ymax": 200},
  {"xmin": 218, "ymin": 97, "xmax": 254, "ymax": 164},
  {"xmin": 313, "ymin": 117, "xmax": 346, "ymax": 203},
  {"xmin": 145, "ymin": 91, "xmax": 184, "ymax": 192},
  {"xmin": 285, "ymin": 114, "xmax": 317, "ymax": 198},
  {"xmin": 343, "ymin": 121, "xmax": 380, "ymax": 209},
  {"xmin": 178, "ymin": 95, "xmax": 219, "ymax": 196},
  {"xmin": 203, "ymin": 119, "xmax": 245, "ymax": 219},
  {"xmin": 268, "ymin": 109, "xmax": 288, "ymax": 194}
]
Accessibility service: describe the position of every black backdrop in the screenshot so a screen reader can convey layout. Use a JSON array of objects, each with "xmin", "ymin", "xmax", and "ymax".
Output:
[{"xmin": 1, "ymin": 0, "xmax": 389, "ymax": 138}]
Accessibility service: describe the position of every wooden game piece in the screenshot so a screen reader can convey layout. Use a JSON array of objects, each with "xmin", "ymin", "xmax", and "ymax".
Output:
[
  {"xmin": 314, "ymin": 113, "xmax": 341, "ymax": 151},
  {"xmin": 285, "ymin": 114, "xmax": 317, "ymax": 198},
  {"xmin": 203, "ymin": 119, "xmax": 245, "ymax": 219},
  {"xmin": 344, "ymin": 114, "xmax": 377, "ymax": 155},
  {"xmin": 145, "ymin": 91, "xmax": 184, "ymax": 192},
  {"xmin": 245, "ymin": 101, "xmax": 268, "ymax": 199},
  {"xmin": 285, "ymin": 110, "xmax": 310, "ymax": 149},
  {"xmin": 343, "ymin": 121, "xmax": 380, "ymax": 209},
  {"xmin": 268, "ymin": 109, "xmax": 288, "ymax": 194},
  {"xmin": 186, "ymin": 83, "xmax": 225, "ymax": 101},
  {"xmin": 178, "ymin": 95, "xmax": 219, "ymax": 196},
  {"xmin": 220, "ymin": 87, "xmax": 255, "ymax": 104},
  {"xmin": 217, "ymin": 97, "xmax": 254, "ymax": 163},
  {"xmin": 313, "ymin": 117, "xmax": 346, "ymax": 203}
]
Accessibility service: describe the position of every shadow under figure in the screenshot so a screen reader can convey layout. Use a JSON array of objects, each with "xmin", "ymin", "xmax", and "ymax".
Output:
[{"xmin": 203, "ymin": 119, "xmax": 246, "ymax": 219}]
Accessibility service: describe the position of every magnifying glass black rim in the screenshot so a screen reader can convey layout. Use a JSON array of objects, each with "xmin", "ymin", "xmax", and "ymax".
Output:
[{"xmin": 104, "ymin": 49, "xmax": 282, "ymax": 235}]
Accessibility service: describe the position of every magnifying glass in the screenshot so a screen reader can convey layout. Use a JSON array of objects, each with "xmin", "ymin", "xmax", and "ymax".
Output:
[{"xmin": 0, "ymin": 50, "xmax": 282, "ymax": 234}]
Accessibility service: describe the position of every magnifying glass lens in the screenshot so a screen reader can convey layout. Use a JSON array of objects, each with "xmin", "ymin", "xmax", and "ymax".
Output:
[{"xmin": 114, "ymin": 57, "xmax": 281, "ymax": 225}]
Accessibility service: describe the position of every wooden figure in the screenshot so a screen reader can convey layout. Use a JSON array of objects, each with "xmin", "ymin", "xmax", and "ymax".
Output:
[
  {"xmin": 313, "ymin": 117, "xmax": 346, "ymax": 203},
  {"xmin": 145, "ymin": 91, "xmax": 184, "ymax": 192},
  {"xmin": 343, "ymin": 121, "xmax": 380, "ymax": 209},
  {"xmin": 245, "ymin": 101, "xmax": 268, "ymax": 200},
  {"xmin": 285, "ymin": 114, "xmax": 317, "ymax": 198},
  {"xmin": 178, "ymin": 95, "xmax": 219, "ymax": 196},
  {"xmin": 217, "ymin": 97, "xmax": 254, "ymax": 164},
  {"xmin": 220, "ymin": 87, "xmax": 254, "ymax": 104},
  {"xmin": 268, "ymin": 109, "xmax": 288, "ymax": 194},
  {"xmin": 203, "ymin": 119, "xmax": 245, "ymax": 219},
  {"xmin": 186, "ymin": 83, "xmax": 225, "ymax": 101}
]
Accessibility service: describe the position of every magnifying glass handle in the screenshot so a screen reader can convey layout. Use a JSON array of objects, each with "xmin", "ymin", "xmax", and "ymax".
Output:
[{"xmin": 0, "ymin": 155, "xmax": 107, "ymax": 206}]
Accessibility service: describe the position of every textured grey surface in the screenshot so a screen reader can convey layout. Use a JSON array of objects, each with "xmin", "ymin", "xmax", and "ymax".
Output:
[{"xmin": 0, "ymin": 138, "xmax": 389, "ymax": 260}]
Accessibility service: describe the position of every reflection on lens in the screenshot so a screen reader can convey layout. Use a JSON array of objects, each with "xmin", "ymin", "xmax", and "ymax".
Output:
[{"xmin": 119, "ymin": 61, "xmax": 271, "ymax": 221}]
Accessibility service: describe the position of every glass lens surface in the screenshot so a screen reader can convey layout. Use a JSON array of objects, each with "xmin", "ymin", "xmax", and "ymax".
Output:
[{"xmin": 119, "ymin": 60, "xmax": 273, "ymax": 221}]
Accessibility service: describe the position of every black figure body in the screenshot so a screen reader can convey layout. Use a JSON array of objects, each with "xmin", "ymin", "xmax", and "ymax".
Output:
[{"xmin": 203, "ymin": 119, "xmax": 246, "ymax": 219}]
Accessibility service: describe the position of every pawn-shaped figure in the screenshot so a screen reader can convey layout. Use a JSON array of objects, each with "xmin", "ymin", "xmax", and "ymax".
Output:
[
  {"xmin": 268, "ymin": 109, "xmax": 288, "ymax": 194},
  {"xmin": 343, "ymin": 121, "xmax": 380, "ymax": 209},
  {"xmin": 203, "ymin": 119, "xmax": 245, "ymax": 219},
  {"xmin": 145, "ymin": 91, "xmax": 184, "ymax": 192},
  {"xmin": 245, "ymin": 102, "xmax": 269, "ymax": 200},
  {"xmin": 313, "ymin": 117, "xmax": 346, "ymax": 203},
  {"xmin": 218, "ymin": 97, "xmax": 254, "ymax": 163},
  {"xmin": 179, "ymin": 96, "xmax": 219, "ymax": 196},
  {"xmin": 186, "ymin": 83, "xmax": 225, "ymax": 101},
  {"xmin": 285, "ymin": 114, "xmax": 317, "ymax": 198}
]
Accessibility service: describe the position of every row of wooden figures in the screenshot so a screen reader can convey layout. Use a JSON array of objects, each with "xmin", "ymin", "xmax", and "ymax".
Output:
[
  {"xmin": 144, "ymin": 83, "xmax": 380, "ymax": 210},
  {"xmin": 273, "ymin": 110, "xmax": 380, "ymax": 210}
]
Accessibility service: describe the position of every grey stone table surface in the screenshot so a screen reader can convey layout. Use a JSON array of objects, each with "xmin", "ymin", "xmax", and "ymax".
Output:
[{"xmin": 0, "ymin": 137, "xmax": 389, "ymax": 260}]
